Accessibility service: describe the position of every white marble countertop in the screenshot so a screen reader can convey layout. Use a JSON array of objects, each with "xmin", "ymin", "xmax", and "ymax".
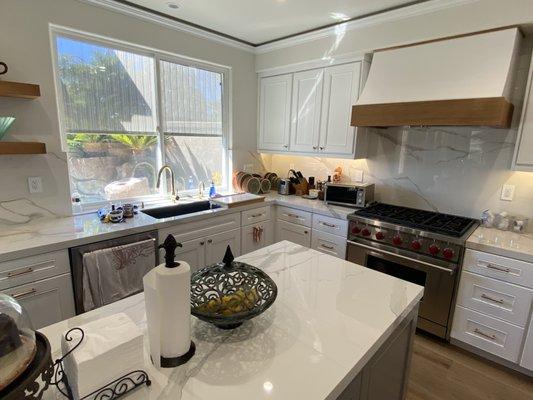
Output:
[
  {"xmin": 466, "ymin": 226, "xmax": 533, "ymax": 264},
  {"xmin": 0, "ymin": 193, "xmax": 353, "ymax": 263},
  {"xmin": 39, "ymin": 241, "xmax": 423, "ymax": 400}
]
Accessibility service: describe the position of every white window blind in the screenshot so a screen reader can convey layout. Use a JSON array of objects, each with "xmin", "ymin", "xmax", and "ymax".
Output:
[
  {"xmin": 57, "ymin": 36, "xmax": 157, "ymax": 134},
  {"xmin": 160, "ymin": 60, "xmax": 223, "ymax": 136}
]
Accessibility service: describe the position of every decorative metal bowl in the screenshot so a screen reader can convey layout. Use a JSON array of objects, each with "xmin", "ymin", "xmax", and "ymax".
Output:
[{"xmin": 190, "ymin": 247, "xmax": 277, "ymax": 329}]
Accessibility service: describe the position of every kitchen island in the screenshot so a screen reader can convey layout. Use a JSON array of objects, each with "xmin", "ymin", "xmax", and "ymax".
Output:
[{"xmin": 39, "ymin": 241, "xmax": 423, "ymax": 400}]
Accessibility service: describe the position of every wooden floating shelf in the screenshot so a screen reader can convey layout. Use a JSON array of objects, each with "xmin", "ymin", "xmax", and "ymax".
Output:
[
  {"xmin": 0, "ymin": 142, "xmax": 47, "ymax": 155},
  {"xmin": 0, "ymin": 80, "xmax": 41, "ymax": 99}
]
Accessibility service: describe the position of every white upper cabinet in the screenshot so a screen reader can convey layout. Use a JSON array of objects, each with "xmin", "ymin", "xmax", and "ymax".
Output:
[
  {"xmin": 513, "ymin": 51, "xmax": 533, "ymax": 172},
  {"xmin": 258, "ymin": 74, "xmax": 292, "ymax": 151},
  {"xmin": 258, "ymin": 58, "xmax": 368, "ymax": 159},
  {"xmin": 320, "ymin": 63, "xmax": 361, "ymax": 155},
  {"xmin": 290, "ymin": 69, "xmax": 324, "ymax": 152}
]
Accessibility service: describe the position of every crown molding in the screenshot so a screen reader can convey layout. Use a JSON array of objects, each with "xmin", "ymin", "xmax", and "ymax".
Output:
[
  {"xmin": 254, "ymin": 0, "xmax": 480, "ymax": 54},
  {"xmin": 77, "ymin": 0, "xmax": 256, "ymax": 53},
  {"xmin": 78, "ymin": 0, "xmax": 479, "ymax": 56}
]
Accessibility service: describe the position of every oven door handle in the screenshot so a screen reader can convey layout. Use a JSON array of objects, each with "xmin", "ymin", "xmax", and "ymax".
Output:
[{"xmin": 347, "ymin": 240, "xmax": 456, "ymax": 275}]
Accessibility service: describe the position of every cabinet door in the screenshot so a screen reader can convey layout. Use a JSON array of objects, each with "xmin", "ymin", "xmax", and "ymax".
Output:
[
  {"xmin": 206, "ymin": 228, "xmax": 242, "ymax": 265},
  {"xmin": 319, "ymin": 62, "xmax": 361, "ymax": 155},
  {"xmin": 242, "ymin": 221, "xmax": 274, "ymax": 254},
  {"xmin": 514, "ymin": 53, "xmax": 533, "ymax": 171},
  {"xmin": 173, "ymin": 238, "xmax": 206, "ymax": 273},
  {"xmin": 311, "ymin": 229, "xmax": 347, "ymax": 259},
  {"xmin": 276, "ymin": 219, "xmax": 311, "ymax": 248},
  {"xmin": 521, "ymin": 317, "xmax": 533, "ymax": 370},
  {"xmin": 5, "ymin": 273, "xmax": 75, "ymax": 329},
  {"xmin": 290, "ymin": 69, "xmax": 323, "ymax": 152},
  {"xmin": 258, "ymin": 74, "xmax": 292, "ymax": 151}
]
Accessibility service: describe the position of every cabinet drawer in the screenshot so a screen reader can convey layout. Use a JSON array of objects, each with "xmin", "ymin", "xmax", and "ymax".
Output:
[
  {"xmin": 159, "ymin": 212, "xmax": 240, "ymax": 243},
  {"xmin": 463, "ymin": 249, "xmax": 533, "ymax": 288},
  {"xmin": 242, "ymin": 206, "xmax": 271, "ymax": 226},
  {"xmin": 312, "ymin": 213, "xmax": 348, "ymax": 236},
  {"xmin": 6, "ymin": 273, "xmax": 75, "ymax": 329},
  {"xmin": 277, "ymin": 206, "xmax": 312, "ymax": 227},
  {"xmin": 311, "ymin": 229, "xmax": 346, "ymax": 259},
  {"xmin": 276, "ymin": 219, "xmax": 311, "ymax": 248},
  {"xmin": 0, "ymin": 250, "xmax": 70, "ymax": 291},
  {"xmin": 451, "ymin": 305, "xmax": 524, "ymax": 362},
  {"xmin": 456, "ymin": 271, "xmax": 533, "ymax": 327}
]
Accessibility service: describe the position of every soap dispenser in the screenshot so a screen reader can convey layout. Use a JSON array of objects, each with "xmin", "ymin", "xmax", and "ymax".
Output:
[{"xmin": 143, "ymin": 235, "xmax": 195, "ymax": 368}]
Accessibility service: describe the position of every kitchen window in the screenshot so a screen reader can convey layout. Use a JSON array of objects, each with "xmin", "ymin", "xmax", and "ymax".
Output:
[{"xmin": 52, "ymin": 29, "xmax": 229, "ymax": 209}]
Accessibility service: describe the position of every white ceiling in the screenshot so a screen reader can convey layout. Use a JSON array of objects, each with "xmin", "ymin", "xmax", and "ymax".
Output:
[{"xmin": 122, "ymin": 0, "xmax": 423, "ymax": 45}]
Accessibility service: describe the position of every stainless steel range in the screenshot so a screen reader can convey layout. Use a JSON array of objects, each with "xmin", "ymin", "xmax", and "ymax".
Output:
[{"xmin": 346, "ymin": 203, "xmax": 479, "ymax": 339}]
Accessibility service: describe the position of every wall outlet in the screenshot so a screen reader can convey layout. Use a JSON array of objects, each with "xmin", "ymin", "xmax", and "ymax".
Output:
[
  {"xmin": 28, "ymin": 176, "xmax": 43, "ymax": 194},
  {"xmin": 501, "ymin": 184, "xmax": 515, "ymax": 201},
  {"xmin": 351, "ymin": 169, "xmax": 364, "ymax": 183},
  {"xmin": 243, "ymin": 164, "xmax": 253, "ymax": 172}
]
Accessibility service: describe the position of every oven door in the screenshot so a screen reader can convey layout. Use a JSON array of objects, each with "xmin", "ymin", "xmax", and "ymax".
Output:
[{"xmin": 347, "ymin": 240, "xmax": 457, "ymax": 338}]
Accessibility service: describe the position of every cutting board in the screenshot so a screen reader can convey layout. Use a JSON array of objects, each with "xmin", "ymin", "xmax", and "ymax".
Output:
[{"xmin": 211, "ymin": 193, "xmax": 265, "ymax": 208}]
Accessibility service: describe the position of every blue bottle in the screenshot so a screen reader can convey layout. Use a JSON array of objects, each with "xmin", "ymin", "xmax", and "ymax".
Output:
[{"xmin": 209, "ymin": 181, "xmax": 216, "ymax": 197}]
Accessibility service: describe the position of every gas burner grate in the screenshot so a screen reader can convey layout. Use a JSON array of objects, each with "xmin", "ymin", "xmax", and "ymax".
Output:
[{"xmin": 354, "ymin": 203, "xmax": 477, "ymax": 237}]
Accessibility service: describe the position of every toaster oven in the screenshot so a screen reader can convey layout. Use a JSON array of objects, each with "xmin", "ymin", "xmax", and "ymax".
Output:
[{"xmin": 324, "ymin": 183, "xmax": 374, "ymax": 208}]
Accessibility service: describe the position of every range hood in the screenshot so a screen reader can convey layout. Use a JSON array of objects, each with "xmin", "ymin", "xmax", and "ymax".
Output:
[{"xmin": 351, "ymin": 28, "xmax": 521, "ymax": 128}]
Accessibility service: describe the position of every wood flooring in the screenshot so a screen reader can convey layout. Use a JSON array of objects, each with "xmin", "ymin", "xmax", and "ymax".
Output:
[{"xmin": 406, "ymin": 333, "xmax": 533, "ymax": 400}]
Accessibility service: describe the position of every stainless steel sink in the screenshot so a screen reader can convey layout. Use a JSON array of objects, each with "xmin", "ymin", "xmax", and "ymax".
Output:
[{"xmin": 141, "ymin": 200, "xmax": 221, "ymax": 219}]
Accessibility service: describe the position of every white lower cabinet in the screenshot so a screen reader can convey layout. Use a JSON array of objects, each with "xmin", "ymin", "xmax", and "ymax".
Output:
[
  {"xmin": 242, "ymin": 221, "xmax": 274, "ymax": 254},
  {"xmin": 521, "ymin": 317, "xmax": 533, "ymax": 370},
  {"xmin": 5, "ymin": 273, "xmax": 75, "ymax": 329},
  {"xmin": 276, "ymin": 219, "xmax": 311, "ymax": 247},
  {"xmin": 174, "ymin": 238, "xmax": 206, "ymax": 273},
  {"xmin": 452, "ymin": 306, "xmax": 524, "ymax": 362},
  {"xmin": 205, "ymin": 229, "xmax": 241, "ymax": 265},
  {"xmin": 311, "ymin": 229, "xmax": 347, "ymax": 259}
]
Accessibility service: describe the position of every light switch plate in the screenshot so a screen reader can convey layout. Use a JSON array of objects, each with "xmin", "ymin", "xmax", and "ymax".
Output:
[
  {"xmin": 501, "ymin": 184, "xmax": 515, "ymax": 201},
  {"xmin": 351, "ymin": 169, "xmax": 364, "ymax": 183},
  {"xmin": 28, "ymin": 176, "xmax": 43, "ymax": 194}
]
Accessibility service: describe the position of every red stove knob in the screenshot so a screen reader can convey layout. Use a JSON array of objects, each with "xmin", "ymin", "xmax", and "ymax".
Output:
[
  {"xmin": 351, "ymin": 226, "xmax": 361, "ymax": 234},
  {"xmin": 443, "ymin": 248, "xmax": 455, "ymax": 259},
  {"xmin": 392, "ymin": 235, "xmax": 403, "ymax": 245},
  {"xmin": 361, "ymin": 228, "xmax": 371, "ymax": 237},
  {"xmin": 429, "ymin": 244, "xmax": 440, "ymax": 255},
  {"xmin": 375, "ymin": 231, "xmax": 385, "ymax": 240},
  {"xmin": 411, "ymin": 240, "xmax": 422, "ymax": 250}
]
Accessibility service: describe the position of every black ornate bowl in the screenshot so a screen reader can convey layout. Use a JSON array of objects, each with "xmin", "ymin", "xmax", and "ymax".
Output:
[{"xmin": 190, "ymin": 253, "xmax": 277, "ymax": 330}]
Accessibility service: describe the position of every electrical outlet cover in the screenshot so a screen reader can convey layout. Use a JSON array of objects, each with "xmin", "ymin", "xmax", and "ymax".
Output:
[
  {"xmin": 28, "ymin": 176, "xmax": 43, "ymax": 194},
  {"xmin": 501, "ymin": 184, "xmax": 515, "ymax": 201},
  {"xmin": 351, "ymin": 169, "xmax": 364, "ymax": 183}
]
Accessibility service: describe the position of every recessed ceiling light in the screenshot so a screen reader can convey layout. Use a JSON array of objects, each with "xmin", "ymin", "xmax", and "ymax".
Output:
[
  {"xmin": 166, "ymin": 2, "xmax": 179, "ymax": 9},
  {"xmin": 329, "ymin": 12, "xmax": 350, "ymax": 21}
]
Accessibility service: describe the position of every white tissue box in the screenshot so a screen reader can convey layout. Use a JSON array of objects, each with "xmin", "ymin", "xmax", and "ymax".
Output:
[{"xmin": 61, "ymin": 313, "xmax": 144, "ymax": 400}]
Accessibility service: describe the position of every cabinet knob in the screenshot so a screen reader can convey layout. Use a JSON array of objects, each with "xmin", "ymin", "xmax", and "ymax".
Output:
[
  {"xmin": 283, "ymin": 144, "xmax": 288, "ymax": 148},
  {"xmin": 207, "ymin": 239, "xmax": 213, "ymax": 244},
  {"xmin": 313, "ymin": 146, "xmax": 317, "ymax": 150},
  {"xmin": 319, "ymin": 146, "xmax": 324, "ymax": 150},
  {"xmin": 200, "ymin": 241, "xmax": 205, "ymax": 245}
]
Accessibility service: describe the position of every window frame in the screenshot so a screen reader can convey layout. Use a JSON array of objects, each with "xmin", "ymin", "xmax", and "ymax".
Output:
[{"xmin": 49, "ymin": 24, "xmax": 232, "ymax": 212}]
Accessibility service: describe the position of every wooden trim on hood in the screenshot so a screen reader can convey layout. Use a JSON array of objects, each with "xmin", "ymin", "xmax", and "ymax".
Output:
[{"xmin": 351, "ymin": 97, "xmax": 514, "ymax": 128}]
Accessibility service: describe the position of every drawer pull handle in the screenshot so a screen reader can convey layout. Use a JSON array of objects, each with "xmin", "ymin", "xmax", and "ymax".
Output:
[
  {"xmin": 304, "ymin": 231, "xmax": 308, "ymax": 234},
  {"xmin": 11, "ymin": 288, "xmax": 37, "ymax": 299},
  {"xmin": 321, "ymin": 222, "xmax": 336, "ymax": 228},
  {"xmin": 321, "ymin": 244, "xmax": 334, "ymax": 250},
  {"xmin": 7, "ymin": 267, "xmax": 34, "ymax": 278},
  {"xmin": 480, "ymin": 293, "xmax": 504, "ymax": 305},
  {"xmin": 473, "ymin": 328, "xmax": 497, "ymax": 341},
  {"xmin": 251, "ymin": 213, "xmax": 265, "ymax": 218},
  {"xmin": 484, "ymin": 263, "xmax": 511, "ymax": 273},
  {"xmin": 283, "ymin": 213, "xmax": 304, "ymax": 220}
]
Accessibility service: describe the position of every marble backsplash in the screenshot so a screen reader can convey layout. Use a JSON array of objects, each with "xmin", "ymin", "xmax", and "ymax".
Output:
[{"xmin": 267, "ymin": 126, "xmax": 533, "ymax": 224}]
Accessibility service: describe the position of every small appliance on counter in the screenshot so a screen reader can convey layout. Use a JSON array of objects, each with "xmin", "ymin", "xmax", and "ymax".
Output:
[
  {"xmin": 278, "ymin": 178, "xmax": 291, "ymax": 195},
  {"xmin": 324, "ymin": 183, "xmax": 375, "ymax": 208}
]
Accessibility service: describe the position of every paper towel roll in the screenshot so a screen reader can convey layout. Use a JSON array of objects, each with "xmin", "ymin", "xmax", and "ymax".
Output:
[{"xmin": 143, "ymin": 260, "xmax": 191, "ymax": 367}]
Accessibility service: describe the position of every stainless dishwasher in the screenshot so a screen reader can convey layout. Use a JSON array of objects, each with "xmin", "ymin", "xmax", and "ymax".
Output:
[{"xmin": 69, "ymin": 230, "xmax": 159, "ymax": 314}]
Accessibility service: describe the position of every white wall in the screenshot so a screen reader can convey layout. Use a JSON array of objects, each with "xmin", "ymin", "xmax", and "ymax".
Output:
[
  {"xmin": 256, "ymin": 0, "xmax": 533, "ymax": 71},
  {"xmin": 0, "ymin": 0, "xmax": 258, "ymax": 222}
]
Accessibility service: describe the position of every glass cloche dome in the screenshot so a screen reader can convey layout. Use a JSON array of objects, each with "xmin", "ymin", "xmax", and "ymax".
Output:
[{"xmin": 0, "ymin": 293, "xmax": 37, "ymax": 391}]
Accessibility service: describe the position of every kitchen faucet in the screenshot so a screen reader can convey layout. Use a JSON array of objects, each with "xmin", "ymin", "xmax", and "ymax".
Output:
[{"xmin": 156, "ymin": 165, "xmax": 179, "ymax": 202}]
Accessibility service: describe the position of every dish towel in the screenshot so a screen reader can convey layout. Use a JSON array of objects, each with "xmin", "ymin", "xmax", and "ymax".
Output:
[
  {"xmin": 82, "ymin": 239, "xmax": 155, "ymax": 311},
  {"xmin": 61, "ymin": 313, "xmax": 144, "ymax": 400}
]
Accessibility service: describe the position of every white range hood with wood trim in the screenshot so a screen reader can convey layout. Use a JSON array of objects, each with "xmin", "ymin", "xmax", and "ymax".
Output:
[{"xmin": 351, "ymin": 28, "xmax": 521, "ymax": 128}]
